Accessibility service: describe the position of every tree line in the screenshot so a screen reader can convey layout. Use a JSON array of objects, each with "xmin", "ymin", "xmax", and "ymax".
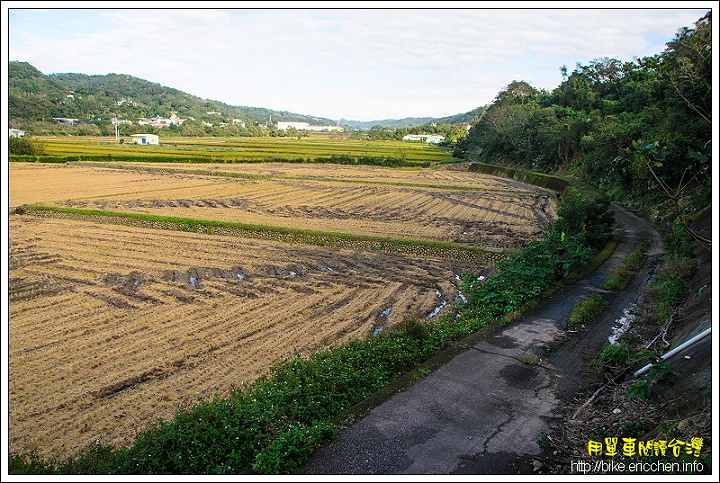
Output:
[{"xmin": 458, "ymin": 11, "xmax": 711, "ymax": 230}]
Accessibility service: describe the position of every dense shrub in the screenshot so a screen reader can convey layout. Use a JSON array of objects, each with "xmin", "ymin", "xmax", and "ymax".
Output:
[
  {"xmin": 8, "ymin": 136, "xmax": 46, "ymax": 156},
  {"xmin": 552, "ymin": 187, "xmax": 616, "ymax": 250},
  {"xmin": 642, "ymin": 255, "xmax": 694, "ymax": 323}
]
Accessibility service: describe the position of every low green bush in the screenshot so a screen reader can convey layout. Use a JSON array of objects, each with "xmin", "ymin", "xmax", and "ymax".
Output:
[
  {"xmin": 624, "ymin": 241, "xmax": 649, "ymax": 271},
  {"xmin": 603, "ymin": 242, "xmax": 649, "ymax": 290},
  {"xmin": 592, "ymin": 342, "xmax": 633, "ymax": 370},
  {"xmin": 643, "ymin": 255, "xmax": 694, "ymax": 323},
  {"xmin": 604, "ymin": 267, "xmax": 631, "ymax": 290}
]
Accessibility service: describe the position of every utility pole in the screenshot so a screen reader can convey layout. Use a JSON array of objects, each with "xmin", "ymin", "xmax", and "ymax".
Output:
[{"xmin": 113, "ymin": 118, "xmax": 120, "ymax": 144}]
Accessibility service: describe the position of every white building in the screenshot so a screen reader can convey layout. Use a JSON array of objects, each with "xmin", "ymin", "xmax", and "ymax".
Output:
[
  {"xmin": 53, "ymin": 118, "xmax": 79, "ymax": 126},
  {"xmin": 403, "ymin": 134, "xmax": 445, "ymax": 144},
  {"xmin": 9, "ymin": 129, "xmax": 26, "ymax": 138},
  {"xmin": 137, "ymin": 113, "xmax": 185, "ymax": 128},
  {"xmin": 277, "ymin": 121, "xmax": 343, "ymax": 132},
  {"xmin": 277, "ymin": 121, "xmax": 310, "ymax": 130},
  {"xmin": 131, "ymin": 133, "xmax": 159, "ymax": 145}
]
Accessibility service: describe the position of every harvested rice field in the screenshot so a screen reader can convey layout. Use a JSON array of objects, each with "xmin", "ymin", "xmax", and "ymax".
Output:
[
  {"xmin": 8, "ymin": 160, "xmax": 557, "ymax": 459},
  {"xmin": 13, "ymin": 162, "xmax": 556, "ymax": 248}
]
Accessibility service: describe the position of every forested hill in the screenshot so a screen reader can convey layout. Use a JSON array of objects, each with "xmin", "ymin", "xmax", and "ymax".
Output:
[
  {"xmin": 459, "ymin": 11, "xmax": 711, "ymax": 225},
  {"xmin": 8, "ymin": 61, "xmax": 483, "ymax": 133},
  {"xmin": 7, "ymin": 61, "xmax": 337, "ymax": 129}
]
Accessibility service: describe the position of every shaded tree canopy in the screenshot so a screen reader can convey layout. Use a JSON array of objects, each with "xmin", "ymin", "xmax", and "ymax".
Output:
[{"xmin": 460, "ymin": 11, "xmax": 711, "ymax": 224}]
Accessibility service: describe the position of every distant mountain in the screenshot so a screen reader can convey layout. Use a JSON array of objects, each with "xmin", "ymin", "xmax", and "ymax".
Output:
[
  {"xmin": 8, "ymin": 61, "xmax": 482, "ymax": 130},
  {"xmin": 341, "ymin": 107, "xmax": 484, "ymax": 129},
  {"xmin": 433, "ymin": 107, "xmax": 485, "ymax": 125},
  {"xmin": 341, "ymin": 117, "xmax": 435, "ymax": 129}
]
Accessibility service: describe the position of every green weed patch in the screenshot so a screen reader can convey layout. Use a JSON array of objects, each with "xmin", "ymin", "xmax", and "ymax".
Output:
[
  {"xmin": 642, "ymin": 255, "xmax": 694, "ymax": 324},
  {"xmin": 567, "ymin": 293, "xmax": 609, "ymax": 331},
  {"xmin": 591, "ymin": 342, "xmax": 633, "ymax": 370},
  {"xmin": 20, "ymin": 204, "xmax": 494, "ymax": 263},
  {"xmin": 604, "ymin": 242, "xmax": 649, "ymax": 290}
]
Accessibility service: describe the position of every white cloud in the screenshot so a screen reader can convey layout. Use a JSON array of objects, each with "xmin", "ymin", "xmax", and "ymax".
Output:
[{"xmin": 7, "ymin": 6, "xmax": 709, "ymax": 121}]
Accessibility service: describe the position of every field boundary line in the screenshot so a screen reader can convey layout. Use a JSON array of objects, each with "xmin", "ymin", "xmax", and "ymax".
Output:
[
  {"xmin": 17, "ymin": 204, "xmax": 508, "ymax": 264},
  {"xmin": 69, "ymin": 161, "xmax": 537, "ymax": 194}
]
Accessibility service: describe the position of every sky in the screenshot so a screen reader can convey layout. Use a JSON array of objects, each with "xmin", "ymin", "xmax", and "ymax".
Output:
[{"xmin": 3, "ymin": 3, "xmax": 712, "ymax": 122}]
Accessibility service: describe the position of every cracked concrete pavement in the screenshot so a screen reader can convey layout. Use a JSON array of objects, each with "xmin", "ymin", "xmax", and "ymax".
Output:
[
  {"xmin": 298, "ymin": 314, "xmax": 564, "ymax": 475},
  {"xmin": 298, "ymin": 203, "xmax": 662, "ymax": 475}
]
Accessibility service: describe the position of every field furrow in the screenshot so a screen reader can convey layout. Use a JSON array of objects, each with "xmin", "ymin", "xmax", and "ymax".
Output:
[
  {"xmin": 8, "ymin": 159, "xmax": 556, "ymax": 460},
  {"xmin": 8, "ymin": 214, "xmax": 489, "ymax": 459}
]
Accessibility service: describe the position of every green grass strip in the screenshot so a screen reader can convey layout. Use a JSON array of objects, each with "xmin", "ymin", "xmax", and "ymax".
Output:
[
  {"xmin": 567, "ymin": 293, "xmax": 609, "ymax": 331},
  {"xmin": 21, "ymin": 204, "xmax": 498, "ymax": 262},
  {"xmin": 603, "ymin": 241, "xmax": 650, "ymax": 290}
]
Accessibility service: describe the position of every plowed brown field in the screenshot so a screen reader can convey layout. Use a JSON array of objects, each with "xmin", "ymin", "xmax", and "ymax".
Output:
[{"xmin": 8, "ymin": 161, "xmax": 556, "ymax": 459}]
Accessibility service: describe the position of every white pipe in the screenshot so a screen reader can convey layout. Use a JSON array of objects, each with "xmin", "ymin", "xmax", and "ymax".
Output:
[{"xmin": 634, "ymin": 327, "xmax": 712, "ymax": 377}]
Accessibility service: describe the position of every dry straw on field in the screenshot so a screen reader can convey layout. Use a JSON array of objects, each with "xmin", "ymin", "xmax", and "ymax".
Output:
[
  {"xmin": 8, "ymin": 161, "xmax": 556, "ymax": 460},
  {"xmin": 16, "ymin": 162, "xmax": 556, "ymax": 248}
]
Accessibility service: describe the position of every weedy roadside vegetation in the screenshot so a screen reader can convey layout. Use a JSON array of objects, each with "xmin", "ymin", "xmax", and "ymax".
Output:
[
  {"xmin": 603, "ymin": 241, "xmax": 650, "ymax": 290},
  {"xmin": 9, "ymin": 183, "xmax": 614, "ymax": 475},
  {"xmin": 591, "ymin": 342, "xmax": 634, "ymax": 371},
  {"xmin": 549, "ymin": 209, "xmax": 710, "ymax": 475},
  {"xmin": 566, "ymin": 293, "xmax": 609, "ymax": 332}
]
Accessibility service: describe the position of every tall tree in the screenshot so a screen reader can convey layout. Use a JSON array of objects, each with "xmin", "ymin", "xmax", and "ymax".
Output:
[{"xmin": 659, "ymin": 11, "xmax": 712, "ymax": 127}]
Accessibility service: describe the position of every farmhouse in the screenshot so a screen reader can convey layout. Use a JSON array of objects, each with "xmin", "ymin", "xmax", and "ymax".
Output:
[
  {"xmin": 403, "ymin": 134, "xmax": 446, "ymax": 144},
  {"xmin": 131, "ymin": 133, "xmax": 160, "ymax": 145},
  {"xmin": 9, "ymin": 129, "xmax": 26, "ymax": 138}
]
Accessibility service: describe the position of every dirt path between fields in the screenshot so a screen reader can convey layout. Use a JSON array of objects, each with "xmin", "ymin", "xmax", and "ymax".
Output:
[{"xmin": 298, "ymin": 203, "xmax": 665, "ymax": 475}]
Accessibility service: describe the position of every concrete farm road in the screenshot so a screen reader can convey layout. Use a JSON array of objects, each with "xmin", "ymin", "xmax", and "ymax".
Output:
[{"xmin": 298, "ymin": 203, "xmax": 663, "ymax": 475}]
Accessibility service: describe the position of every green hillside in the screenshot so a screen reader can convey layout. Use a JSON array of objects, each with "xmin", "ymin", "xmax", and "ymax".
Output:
[
  {"xmin": 8, "ymin": 61, "xmax": 481, "ymax": 136},
  {"xmin": 7, "ymin": 61, "xmax": 337, "ymax": 133},
  {"xmin": 341, "ymin": 107, "xmax": 484, "ymax": 129}
]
